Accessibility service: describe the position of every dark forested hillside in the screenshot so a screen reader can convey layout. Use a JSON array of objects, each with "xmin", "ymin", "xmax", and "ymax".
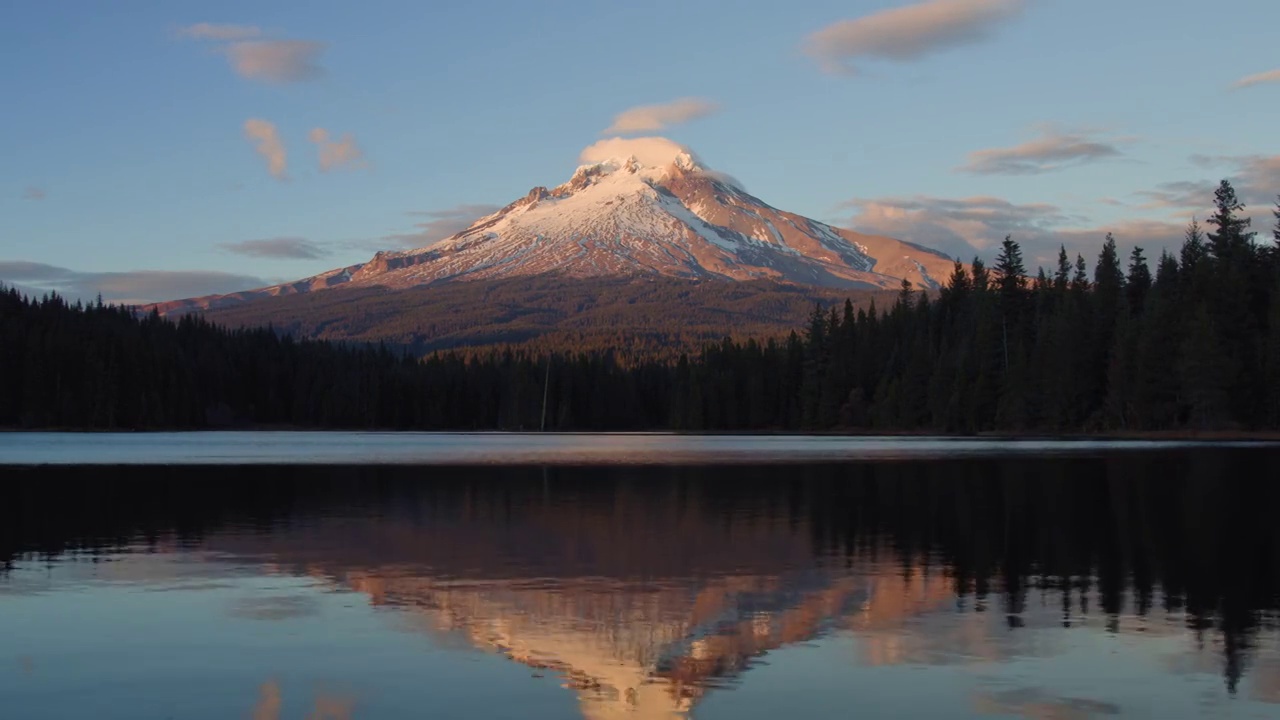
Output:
[
  {"xmin": 190, "ymin": 275, "xmax": 888, "ymax": 362},
  {"xmin": 3, "ymin": 181, "xmax": 1277, "ymax": 433}
]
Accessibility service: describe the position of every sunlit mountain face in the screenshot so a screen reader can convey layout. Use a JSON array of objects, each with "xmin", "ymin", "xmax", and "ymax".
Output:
[
  {"xmin": 138, "ymin": 142, "xmax": 959, "ymax": 359},
  {"xmin": 3, "ymin": 457, "xmax": 1280, "ymax": 719},
  {"xmin": 150, "ymin": 144, "xmax": 955, "ymax": 319}
]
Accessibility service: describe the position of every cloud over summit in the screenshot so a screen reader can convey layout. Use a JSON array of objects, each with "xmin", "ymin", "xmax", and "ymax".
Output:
[
  {"xmin": 579, "ymin": 136, "xmax": 696, "ymax": 168},
  {"xmin": 603, "ymin": 98, "xmax": 720, "ymax": 135}
]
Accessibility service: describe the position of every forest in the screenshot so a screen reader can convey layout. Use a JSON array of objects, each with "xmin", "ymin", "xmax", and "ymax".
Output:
[
  {"xmin": 194, "ymin": 273, "xmax": 883, "ymax": 362},
  {"xmin": 2, "ymin": 180, "xmax": 1277, "ymax": 433}
]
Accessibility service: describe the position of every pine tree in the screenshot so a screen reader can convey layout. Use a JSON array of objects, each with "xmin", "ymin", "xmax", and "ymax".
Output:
[
  {"xmin": 1204, "ymin": 181, "xmax": 1264, "ymax": 425},
  {"xmin": 1132, "ymin": 252, "xmax": 1183, "ymax": 428},
  {"xmin": 1179, "ymin": 304, "xmax": 1232, "ymax": 429},
  {"xmin": 1094, "ymin": 233, "xmax": 1125, "ymax": 309},
  {"xmin": 1089, "ymin": 234, "xmax": 1126, "ymax": 423},
  {"xmin": 993, "ymin": 236, "xmax": 1029, "ymax": 377},
  {"xmin": 1273, "ymin": 195, "xmax": 1280, "ymax": 244},
  {"xmin": 1105, "ymin": 311, "xmax": 1138, "ymax": 428},
  {"xmin": 1154, "ymin": 251, "xmax": 1179, "ymax": 292},
  {"xmin": 1267, "ymin": 281, "xmax": 1280, "ymax": 426},
  {"xmin": 1180, "ymin": 219, "xmax": 1208, "ymax": 285},
  {"xmin": 1054, "ymin": 245, "xmax": 1071, "ymax": 292},
  {"xmin": 971, "ymin": 258, "xmax": 990, "ymax": 293},
  {"xmin": 897, "ymin": 277, "xmax": 915, "ymax": 311},
  {"xmin": 988, "ymin": 237, "xmax": 1033, "ymax": 423},
  {"xmin": 1071, "ymin": 254, "xmax": 1089, "ymax": 293},
  {"xmin": 1126, "ymin": 246, "xmax": 1152, "ymax": 315},
  {"xmin": 1206, "ymin": 180, "xmax": 1255, "ymax": 261},
  {"xmin": 942, "ymin": 260, "xmax": 972, "ymax": 305},
  {"xmin": 801, "ymin": 304, "xmax": 828, "ymax": 428},
  {"xmin": 994, "ymin": 236, "xmax": 1028, "ymax": 303}
]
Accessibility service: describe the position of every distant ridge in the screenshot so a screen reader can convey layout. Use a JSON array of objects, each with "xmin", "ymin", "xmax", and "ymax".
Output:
[
  {"xmin": 152, "ymin": 142, "xmax": 953, "ymax": 318},
  {"xmin": 149, "ymin": 142, "xmax": 954, "ymax": 354}
]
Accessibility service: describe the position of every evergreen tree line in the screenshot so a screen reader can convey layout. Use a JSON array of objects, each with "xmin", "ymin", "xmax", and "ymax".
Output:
[{"xmin": 2, "ymin": 181, "xmax": 1278, "ymax": 432}]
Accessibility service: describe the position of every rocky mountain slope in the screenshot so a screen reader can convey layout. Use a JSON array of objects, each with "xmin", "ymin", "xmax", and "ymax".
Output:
[
  {"xmin": 145, "ymin": 143, "xmax": 958, "ymax": 355},
  {"xmin": 153, "ymin": 145, "xmax": 955, "ymax": 319},
  {"xmin": 194, "ymin": 275, "xmax": 894, "ymax": 360}
]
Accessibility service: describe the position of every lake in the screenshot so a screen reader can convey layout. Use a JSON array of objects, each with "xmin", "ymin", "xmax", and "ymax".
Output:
[
  {"xmin": 2, "ymin": 435, "xmax": 1279, "ymax": 718},
  {"xmin": 1, "ymin": 431, "xmax": 1275, "ymax": 465}
]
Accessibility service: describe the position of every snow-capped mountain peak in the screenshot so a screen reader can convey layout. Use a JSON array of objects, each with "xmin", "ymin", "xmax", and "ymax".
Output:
[
  {"xmin": 564, "ymin": 146, "xmax": 704, "ymax": 188},
  {"xmin": 151, "ymin": 139, "xmax": 957, "ymax": 315}
]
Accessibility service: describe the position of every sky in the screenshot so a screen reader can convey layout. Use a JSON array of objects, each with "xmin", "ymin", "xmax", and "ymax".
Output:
[{"xmin": 2, "ymin": 0, "xmax": 1278, "ymax": 303}]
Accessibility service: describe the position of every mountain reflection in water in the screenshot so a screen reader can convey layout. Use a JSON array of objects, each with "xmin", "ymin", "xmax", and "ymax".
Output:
[{"xmin": 2, "ymin": 451, "xmax": 1279, "ymax": 719}]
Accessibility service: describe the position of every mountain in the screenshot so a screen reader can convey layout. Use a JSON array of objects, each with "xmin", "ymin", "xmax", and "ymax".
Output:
[
  {"xmin": 195, "ymin": 276, "xmax": 892, "ymax": 361},
  {"xmin": 187, "ymin": 468, "xmax": 961, "ymax": 720},
  {"xmin": 152, "ymin": 143, "xmax": 956, "ymax": 354}
]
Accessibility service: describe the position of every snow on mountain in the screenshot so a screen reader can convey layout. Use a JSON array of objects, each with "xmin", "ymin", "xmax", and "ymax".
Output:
[{"xmin": 152, "ymin": 139, "xmax": 955, "ymax": 315}]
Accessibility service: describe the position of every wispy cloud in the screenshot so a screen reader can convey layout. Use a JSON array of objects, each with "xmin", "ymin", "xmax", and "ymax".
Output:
[
  {"xmin": 383, "ymin": 203, "xmax": 503, "ymax": 248},
  {"xmin": 224, "ymin": 40, "xmax": 326, "ymax": 84},
  {"xmin": 1095, "ymin": 156, "xmax": 1280, "ymax": 233},
  {"xmin": 1134, "ymin": 180, "xmax": 1217, "ymax": 212},
  {"xmin": 602, "ymin": 98, "xmax": 720, "ymax": 135},
  {"xmin": 1231, "ymin": 155, "xmax": 1280, "ymax": 204},
  {"xmin": 803, "ymin": 0, "xmax": 1025, "ymax": 75},
  {"xmin": 0, "ymin": 261, "xmax": 269, "ymax": 305},
  {"xmin": 1179, "ymin": 153, "xmax": 1280, "ymax": 209},
  {"xmin": 243, "ymin": 118, "xmax": 287, "ymax": 180},
  {"xmin": 177, "ymin": 23, "xmax": 262, "ymax": 41},
  {"xmin": 843, "ymin": 194, "xmax": 1074, "ymax": 258},
  {"xmin": 842, "ymin": 194, "xmax": 1183, "ymax": 264},
  {"xmin": 1231, "ymin": 68, "xmax": 1280, "ymax": 89},
  {"xmin": 308, "ymin": 128, "xmax": 366, "ymax": 172},
  {"xmin": 22, "ymin": 186, "xmax": 46, "ymax": 201},
  {"xmin": 959, "ymin": 128, "xmax": 1127, "ymax": 175},
  {"xmin": 220, "ymin": 237, "xmax": 329, "ymax": 260},
  {"xmin": 179, "ymin": 24, "xmax": 326, "ymax": 84}
]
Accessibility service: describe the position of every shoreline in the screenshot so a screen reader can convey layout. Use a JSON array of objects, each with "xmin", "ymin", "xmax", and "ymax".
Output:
[{"xmin": 3, "ymin": 427, "xmax": 1280, "ymax": 441}]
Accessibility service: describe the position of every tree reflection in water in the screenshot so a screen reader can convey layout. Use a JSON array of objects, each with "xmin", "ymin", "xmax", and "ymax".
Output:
[{"xmin": 3, "ymin": 450, "xmax": 1278, "ymax": 717}]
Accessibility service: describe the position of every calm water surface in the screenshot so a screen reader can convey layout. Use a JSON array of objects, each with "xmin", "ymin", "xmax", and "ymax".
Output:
[
  {"xmin": 2, "ymin": 439, "xmax": 1279, "ymax": 718},
  {"xmin": 1, "ymin": 431, "xmax": 1275, "ymax": 464}
]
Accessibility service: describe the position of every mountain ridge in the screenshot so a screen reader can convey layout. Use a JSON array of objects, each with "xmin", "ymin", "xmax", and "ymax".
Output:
[
  {"xmin": 189, "ymin": 275, "xmax": 897, "ymax": 361},
  {"xmin": 151, "ymin": 144, "xmax": 955, "ymax": 318}
]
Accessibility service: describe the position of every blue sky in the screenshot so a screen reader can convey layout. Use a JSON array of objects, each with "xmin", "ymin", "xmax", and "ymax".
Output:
[{"xmin": 2, "ymin": 0, "xmax": 1278, "ymax": 302}]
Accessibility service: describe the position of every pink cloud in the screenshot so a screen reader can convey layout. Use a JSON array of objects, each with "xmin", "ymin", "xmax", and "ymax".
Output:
[
  {"xmin": 603, "ymin": 98, "xmax": 720, "ymax": 135},
  {"xmin": 804, "ymin": 0, "xmax": 1025, "ymax": 75},
  {"xmin": 243, "ymin": 118, "xmax": 288, "ymax": 180}
]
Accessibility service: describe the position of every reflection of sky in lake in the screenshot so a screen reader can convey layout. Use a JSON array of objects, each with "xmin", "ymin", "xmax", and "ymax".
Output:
[
  {"xmin": 3, "ymin": 431, "xmax": 1278, "ymax": 465},
  {"xmin": 3, "ymin": 538, "xmax": 1277, "ymax": 718},
  {"xmin": 3, "ymin": 456, "xmax": 1279, "ymax": 719}
]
